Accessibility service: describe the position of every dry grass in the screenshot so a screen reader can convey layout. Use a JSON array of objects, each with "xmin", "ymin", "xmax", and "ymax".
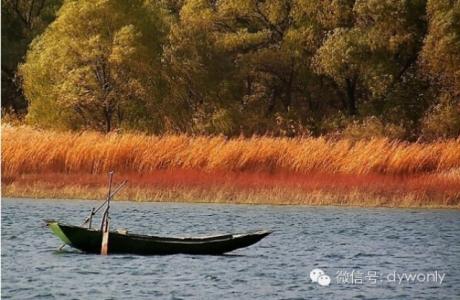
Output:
[
  {"xmin": 3, "ymin": 172, "xmax": 459, "ymax": 208},
  {"xmin": 2, "ymin": 125, "xmax": 460, "ymax": 208},
  {"xmin": 2, "ymin": 125, "xmax": 460, "ymax": 176}
]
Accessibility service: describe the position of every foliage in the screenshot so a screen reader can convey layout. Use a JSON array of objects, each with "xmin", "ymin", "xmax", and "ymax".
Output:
[
  {"xmin": 419, "ymin": 0, "xmax": 460, "ymax": 140},
  {"xmin": 341, "ymin": 116, "xmax": 406, "ymax": 140},
  {"xmin": 20, "ymin": 0, "xmax": 170, "ymax": 132},
  {"xmin": 3, "ymin": 0, "xmax": 459, "ymax": 139},
  {"xmin": 422, "ymin": 95, "xmax": 460, "ymax": 140},
  {"xmin": 1, "ymin": 0, "xmax": 63, "ymax": 114},
  {"xmin": 421, "ymin": 0, "xmax": 460, "ymax": 97}
]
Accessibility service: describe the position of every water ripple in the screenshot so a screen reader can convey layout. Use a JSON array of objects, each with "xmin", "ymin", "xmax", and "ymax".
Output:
[{"xmin": 2, "ymin": 198, "xmax": 460, "ymax": 299}]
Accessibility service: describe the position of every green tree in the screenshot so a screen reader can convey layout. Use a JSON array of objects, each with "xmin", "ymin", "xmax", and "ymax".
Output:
[
  {"xmin": 13, "ymin": 0, "xmax": 456, "ymax": 139},
  {"xmin": 313, "ymin": 0, "xmax": 427, "ymax": 118},
  {"xmin": 166, "ymin": 0, "xmax": 325, "ymax": 135},
  {"xmin": 218, "ymin": 0, "xmax": 317, "ymax": 134},
  {"xmin": 419, "ymin": 0, "xmax": 460, "ymax": 139},
  {"xmin": 163, "ymin": 0, "xmax": 237, "ymax": 134},
  {"xmin": 422, "ymin": 0, "xmax": 460, "ymax": 97},
  {"xmin": 20, "ymin": 0, "xmax": 169, "ymax": 132},
  {"xmin": 1, "ymin": 0, "xmax": 63, "ymax": 114}
]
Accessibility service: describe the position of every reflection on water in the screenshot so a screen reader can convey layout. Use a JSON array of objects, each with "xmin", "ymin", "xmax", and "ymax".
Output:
[{"xmin": 2, "ymin": 198, "xmax": 460, "ymax": 299}]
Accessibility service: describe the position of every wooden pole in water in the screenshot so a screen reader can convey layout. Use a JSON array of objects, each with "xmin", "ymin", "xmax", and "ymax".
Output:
[
  {"xmin": 101, "ymin": 171, "xmax": 114, "ymax": 255},
  {"xmin": 100, "ymin": 212, "xmax": 110, "ymax": 255},
  {"xmin": 57, "ymin": 180, "xmax": 127, "ymax": 251}
]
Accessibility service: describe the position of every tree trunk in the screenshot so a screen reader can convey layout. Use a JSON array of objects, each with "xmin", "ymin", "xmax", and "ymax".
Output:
[
  {"xmin": 267, "ymin": 88, "xmax": 277, "ymax": 115},
  {"xmin": 345, "ymin": 76, "xmax": 357, "ymax": 116},
  {"xmin": 104, "ymin": 107, "xmax": 112, "ymax": 133},
  {"xmin": 282, "ymin": 62, "xmax": 295, "ymax": 112}
]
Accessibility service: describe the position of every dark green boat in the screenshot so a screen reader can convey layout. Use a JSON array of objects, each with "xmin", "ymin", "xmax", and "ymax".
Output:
[
  {"xmin": 47, "ymin": 221, "xmax": 271, "ymax": 255},
  {"xmin": 46, "ymin": 173, "xmax": 271, "ymax": 255}
]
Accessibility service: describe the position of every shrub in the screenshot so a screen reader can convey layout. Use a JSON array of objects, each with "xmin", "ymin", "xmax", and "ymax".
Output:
[
  {"xmin": 341, "ymin": 116, "xmax": 406, "ymax": 140},
  {"xmin": 422, "ymin": 95, "xmax": 460, "ymax": 140}
]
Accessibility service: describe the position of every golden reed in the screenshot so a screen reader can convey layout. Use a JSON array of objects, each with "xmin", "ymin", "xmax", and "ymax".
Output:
[
  {"xmin": 3, "ymin": 125, "xmax": 460, "ymax": 176},
  {"xmin": 2, "ymin": 125, "xmax": 460, "ymax": 207}
]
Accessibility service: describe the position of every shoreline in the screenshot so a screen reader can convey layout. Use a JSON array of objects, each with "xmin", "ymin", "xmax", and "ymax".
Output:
[{"xmin": 3, "ymin": 193, "xmax": 460, "ymax": 210}]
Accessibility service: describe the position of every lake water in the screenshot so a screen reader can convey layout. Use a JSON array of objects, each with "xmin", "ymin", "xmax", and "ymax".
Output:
[{"xmin": 2, "ymin": 198, "xmax": 460, "ymax": 299}]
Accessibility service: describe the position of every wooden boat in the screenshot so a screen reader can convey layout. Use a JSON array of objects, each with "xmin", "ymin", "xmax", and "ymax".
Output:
[
  {"xmin": 46, "ymin": 220, "xmax": 271, "ymax": 255},
  {"xmin": 46, "ymin": 172, "xmax": 271, "ymax": 255}
]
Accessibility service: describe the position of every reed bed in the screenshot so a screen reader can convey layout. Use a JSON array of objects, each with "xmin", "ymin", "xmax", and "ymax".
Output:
[
  {"xmin": 3, "ymin": 171, "xmax": 459, "ymax": 207},
  {"xmin": 2, "ymin": 125, "xmax": 460, "ymax": 207},
  {"xmin": 2, "ymin": 125, "xmax": 460, "ymax": 177}
]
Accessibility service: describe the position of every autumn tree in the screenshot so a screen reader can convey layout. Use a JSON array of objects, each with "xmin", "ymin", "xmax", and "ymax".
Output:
[
  {"xmin": 214, "ymin": 0, "xmax": 313, "ymax": 135},
  {"xmin": 1, "ymin": 0, "xmax": 63, "ymax": 114},
  {"xmin": 166, "ymin": 0, "xmax": 325, "ymax": 135},
  {"xmin": 20, "ymin": 0, "xmax": 169, "ymax": 132},
  {"xmin": 12, "ymin": 0, "xmax": 458, "ymax": 139},
  {"xmin": 422, "ymin": 0, "xmax": 460, "ymax": 97},
  {"xmin": 313, "ymin": 0, "xmax": 428, "ymax": 119},
  {"xmin": 420, "ymin": 0, "xmax": 460, "ymax": 139},
  {"xmin": 163, "ymin": 0, "xmax": 238, "ymax": 134}
]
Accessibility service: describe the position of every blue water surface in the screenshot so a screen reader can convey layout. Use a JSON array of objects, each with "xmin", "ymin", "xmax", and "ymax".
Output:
[{"xmin": 2, "ymin": 198, "xmax": 460, "ymax": 299}]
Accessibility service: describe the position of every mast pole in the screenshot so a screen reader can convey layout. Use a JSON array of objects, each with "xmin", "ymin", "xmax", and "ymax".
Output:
[{"xmin": 101, "ymin": 171, "xmax": 114, "ymax": 255}]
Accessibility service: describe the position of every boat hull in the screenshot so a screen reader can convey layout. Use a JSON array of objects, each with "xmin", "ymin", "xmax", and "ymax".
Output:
[{"xmin": 47, "ymin": 221, "xmax": 271, "ymax": 255}]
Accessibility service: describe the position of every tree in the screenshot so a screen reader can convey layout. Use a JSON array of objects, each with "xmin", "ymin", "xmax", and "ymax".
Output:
[
  {"xmin": 13, "ymin": 0, "xmax": 456, "ymax": 139},
  {"xmin": 166, "ymin": 0, "xmax": 324, "ymax": 135},
  {"xmin": 422, "ymin": 0, "xmax": 460, "ymax": 96},
  {"xmin": 313, "ymin": 0, "xmax": 428, "ymax": 118},
  {"xmin": 20, "ymin": 0, "xmax": 169, "ymax": 132},
  {"xmin": 1, "ymin": 0, "xmax": 63, "ymax": 114},
  {"xmin": 419, "ymin": 0, "xmax": 460, "ymax": 139},
  {"xmin": 163, "ymin": 0, "xmax": 237, "ymax": 134},
  {"xmin": 313, "ymin": 27, "xmax": 366, "ymax": 116}
]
